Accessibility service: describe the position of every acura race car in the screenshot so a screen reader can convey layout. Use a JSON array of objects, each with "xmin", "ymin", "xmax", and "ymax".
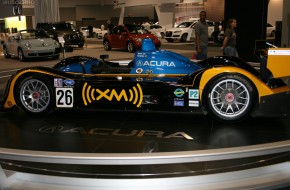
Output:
[{"xmin": 0, "ymin": 39, "xmax": 290, "ymax": 122}]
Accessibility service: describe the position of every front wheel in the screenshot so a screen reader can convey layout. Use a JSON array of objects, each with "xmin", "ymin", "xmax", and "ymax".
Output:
[
  {"xmin": 204, "ymin": 74, "xmax": 255, "ymax": 122},
  {"xmin": 180, "ymin": 33, "xmax": 188, "ymax": 42},
  {"xmin": 3, "ymin": 46, "xmax": 10, "ymax": 58},
  {"xmin": 16, "ymin": 76, "xmax": 54, "ymax": 115},
  {"xmin": 103, "ymin": 40, "xmax": 111, "ymax": 51},
  {"xmin": 18, "ymin": 48, "xmax": 26, "ymax": 61}
]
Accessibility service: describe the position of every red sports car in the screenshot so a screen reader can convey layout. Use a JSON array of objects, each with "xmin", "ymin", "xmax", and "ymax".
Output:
[{"xmin": 103, "ymin": 24, "xmax": 161, "ymax": 53}]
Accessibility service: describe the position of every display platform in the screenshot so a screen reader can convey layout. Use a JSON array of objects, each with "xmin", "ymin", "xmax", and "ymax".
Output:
[
  {"xmin": 1, "ymin": 110, "xmax": 290, "ymax": 153},
  {"xmin": 1, "ymin": 107, "xmax": 290, "ymax": 189}
]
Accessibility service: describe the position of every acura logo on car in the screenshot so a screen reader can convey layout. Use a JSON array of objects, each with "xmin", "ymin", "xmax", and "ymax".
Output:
[{"xmin": 136, "ymin": 60, "xmax": 176, "ymax": 67}]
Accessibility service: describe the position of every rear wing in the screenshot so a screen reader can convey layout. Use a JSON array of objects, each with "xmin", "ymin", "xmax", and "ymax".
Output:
[
  {"xmin": 255, "ymin": 40, "xmax": 290, "ymax": 79},
  {"xmin": 267, "ymin": 48, "xmax": 290, "ymax": 78}
]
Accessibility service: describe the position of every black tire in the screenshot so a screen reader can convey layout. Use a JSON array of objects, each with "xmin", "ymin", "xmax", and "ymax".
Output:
[
  {"xmin": 180, "ymin": 33, "xmax": 188, "ymax": 42},
  {"xmin": 53, "ymin": 54, "xmax": 60, "ymax": 59},
  {"xmin": 127, "ymin": 41, "xmax": 135, "ymax": 53},
  {"xmin": 78, "ymin": 44, "xmax": 84, "ymax": 48},
  {"xmin": 204, "ymin": 74, "xmax": 255, "ymax": 122},
  {"xmin": 160, "ymin": 32, "xmax": 165, "ymax": 39},
  {"xmin": 103, "ymin": 40, "xmax": 111, "ymax": 51},
  {"xmin": 271, "ymin": 30, "xmax": 275, "ymax": 37},
  {"xmin": 3, "ymin": 46, "xmax": 10, "ymax": 58},
  {"xmin": 15, "ymin": 75, "xmax": 54, "ymax": 115},
  {"xmin": 18, "ymin": 48, "xmax": 26, "ymax": 61}
]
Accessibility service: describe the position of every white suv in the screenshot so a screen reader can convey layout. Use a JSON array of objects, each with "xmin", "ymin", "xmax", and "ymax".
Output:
[
  {"xmin": 165, "ymin": 21, "xmax": 196, "ymax": 42},
  {"xmin": 165, "ymin": 20, "xmax": 216, "ymax": 42}
]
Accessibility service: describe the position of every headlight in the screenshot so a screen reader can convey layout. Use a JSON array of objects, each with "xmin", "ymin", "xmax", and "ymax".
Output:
[
  {"xmin": 24, "ymin": 43, "xmax": 31, "ymax": 48},
  {"xmin": 174, "ymin": 30, "xmax": 182, "ymax": 34},
  {"xmin": 54, "ymin": 41, "xmax": 60, "ymax": 46},
  {"xmin": 135, "ymin": 37, "xmax": 142, "ymax": 42}
]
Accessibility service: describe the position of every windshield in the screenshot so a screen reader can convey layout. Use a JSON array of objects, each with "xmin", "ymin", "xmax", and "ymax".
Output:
[
  {"xmin": 20, "ymin": 30, "xmax": 50, "ymax": 40},
  {"xmin": 125, "ymin": 24, "xmax": 149, "ymax": 34},
  {"xmin": 176, "ymin": 22, "xmax": 194, "ymax": 28},
  {"xmin": 52, "ymin": 23, "xmax": 76, "ymax": 31}
]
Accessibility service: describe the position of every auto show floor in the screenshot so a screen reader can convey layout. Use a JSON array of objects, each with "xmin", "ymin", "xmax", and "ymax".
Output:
[{"xmin": 0, "ymin": 110, "xmax": 290, "ymax": 153}]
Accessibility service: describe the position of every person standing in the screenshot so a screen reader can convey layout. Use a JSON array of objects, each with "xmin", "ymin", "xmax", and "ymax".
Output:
[
  {"xmin": 88, "ymin": 24, "xmax": 93, "ymax": 38},
  {"xmin": 221, "ymin": 18, "xmax": 238, "ymax": 57},
  {"xmin": 107, "ymin": 20, "xmax": 115, "ymax": 33},
  {"xmin": 194, "ymin": 11, "xmax": 208, "ymax": 60}
]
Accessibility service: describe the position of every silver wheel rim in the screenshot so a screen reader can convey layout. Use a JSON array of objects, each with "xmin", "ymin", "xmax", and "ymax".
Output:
[
  {"xmin": 127, "ymin": 42, "xmax": 133, "ymax": 52},
  {"xmin": 19, "ymin": 79, "xmax": 51, "ymax": 113},
  {"xmin": 18, "ymin": 49, "xmax": 23, "ymax": 61},
  {"xmin": 104, "ymin": 41, "xmax": 109, "ymax": 50},
  {"xmin": 210, "ymin": 79, "xmax": 250, "ymax": 118}
]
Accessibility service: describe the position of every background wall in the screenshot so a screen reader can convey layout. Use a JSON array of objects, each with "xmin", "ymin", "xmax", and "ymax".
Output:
[{"xmin": 268, "ymin": 0, "xmax": 283, "ymax": 25}]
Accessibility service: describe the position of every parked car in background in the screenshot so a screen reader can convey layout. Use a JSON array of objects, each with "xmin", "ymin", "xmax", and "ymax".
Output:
[
  {"xmin": 36, "ymin": 22, "xmax": 85, "ymax": 47},
  {"xmin": 217, "ymin": 30, "xmax": 224, "ymax": 43},
  {"xmin": 103, "ymin": 24, "xmax": 161, "ymax": 52},
  {"xmin": 2, "ymin": 29, "xmax": 61, "ymax": 61},
  {"xmin": 149, "ymin": 24, "xmax": 166, "ymax": 39},
  {"xmin": 78, "ymin": 26, "xmax": 107, "ymax": 39},
  {"xmin": 266, "ymin": 23, "xmax": 276, "ymax": 37},
  {"xmin": 165, "ymin": 21, "xmax": 196, "ymax": 42},
  {"xmin": 165, "ymin": 20, "xmax": 216, "ymax": 42},
  {"xmin": 96, "ymin": 29, "xmax": 108, "ymax": 39}
]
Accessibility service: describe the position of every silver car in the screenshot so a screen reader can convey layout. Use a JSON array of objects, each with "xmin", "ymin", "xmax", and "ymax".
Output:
[{"xmin": 3, "ymin": 29, "xmax": 61, "ymax": 61}]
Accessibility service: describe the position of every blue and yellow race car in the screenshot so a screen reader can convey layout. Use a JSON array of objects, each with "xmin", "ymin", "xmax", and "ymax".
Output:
[{"xmin": 1, "ymin": 39, "xmax": 290, "ymax": 122}]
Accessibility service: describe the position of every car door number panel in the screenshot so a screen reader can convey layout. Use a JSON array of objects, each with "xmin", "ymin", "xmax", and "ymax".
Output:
[{"xmin": 56, "ymin": 88, "xmax": 74, "ymax": 107}]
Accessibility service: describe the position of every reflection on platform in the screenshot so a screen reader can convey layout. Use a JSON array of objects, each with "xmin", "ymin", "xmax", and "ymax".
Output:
[{"xmin": 0, "ymin": 110, "xmax": 290, "ymax": 153}]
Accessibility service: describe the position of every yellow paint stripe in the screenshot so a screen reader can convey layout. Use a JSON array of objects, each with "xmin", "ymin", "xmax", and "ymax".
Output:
[
  {"xmin": 4, "ymin": 69, "xmax": 67, "ymax": 109},
  {"xmin": 82, "ymin": 82, "xmax": 88, "ymax": 106},
  {"xmin": 136, "ymin": 83, "xmax": 143, "ymax": 108}
]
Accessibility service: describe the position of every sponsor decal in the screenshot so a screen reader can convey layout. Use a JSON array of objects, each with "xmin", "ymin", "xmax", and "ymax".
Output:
[
  {"xmin": 63, "ymin": 79, "xmax": 75, "ymax": 86},
  {"xmin": 189, "ymin": 89, "xmax": 199, "ymax": 99},
  {"xmin": 136, "ymin": 68, "xmax": 143, "ymax": 74},
  {"xmin": 136, "ymin": 60, "xmax": 176, "ymax": 67},
  {"xmin": 82, "ymin": 83, "xmax": 143, "ymax": 108},
  {"xmin": 268, "ymin": 49, "xmax": 290, "ymax": 55},
  {"xmin": 38, "ymin": 126, "xmax": 195, "ymax": 140},
  {"xmin": 54, "ymin": 78, "xmax": 63, "ymax": 87},
  {"xmin": 136, "ymin": 53, "xmax": 147, "ymax": 58},
  {"xmin": 174, "ymin": 100, "xmax": 184, "ymax": 106},
  {"xmin": 174, "ymin": 88, "xmax": 185, "ymax": 97},
  {"xmin": 189, "ymin": 100, "xmax": 199, "ymax": 107}
]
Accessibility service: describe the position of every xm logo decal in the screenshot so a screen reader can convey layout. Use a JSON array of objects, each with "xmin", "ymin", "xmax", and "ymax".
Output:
[{"xmin": 82, "ymin": 83, "xmax": 143, "ymax": 107}]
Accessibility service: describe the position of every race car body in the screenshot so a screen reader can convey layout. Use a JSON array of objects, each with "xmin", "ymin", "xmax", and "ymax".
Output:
[
  {"xmin": 53, "ymin": 38, "xmax": 202, "ymax": 76},
  {"xmin": 0, "ymin": 41, "xmax": 290, "ymax": 122}
]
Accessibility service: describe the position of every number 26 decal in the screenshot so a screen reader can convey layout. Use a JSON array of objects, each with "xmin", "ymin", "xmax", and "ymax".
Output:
[{"xmin": 56, "ymin": 88, "xmax": 74, "ymax": 107}]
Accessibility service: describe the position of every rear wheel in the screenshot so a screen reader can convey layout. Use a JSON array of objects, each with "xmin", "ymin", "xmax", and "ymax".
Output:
[
  {"xmin": 103, "ymin": 40, "xmax": 111, "ymax": 51},
  {"xmin": 16, "ymin": 75, "xmax": 54, "ymax": 115},
  {"xmin": 127, "ymin": 41, "xmax": 135, "ymax": 53},
  {"xmin": 204, "ymin": 74, "xmax": 255, "ymax": 122}
]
